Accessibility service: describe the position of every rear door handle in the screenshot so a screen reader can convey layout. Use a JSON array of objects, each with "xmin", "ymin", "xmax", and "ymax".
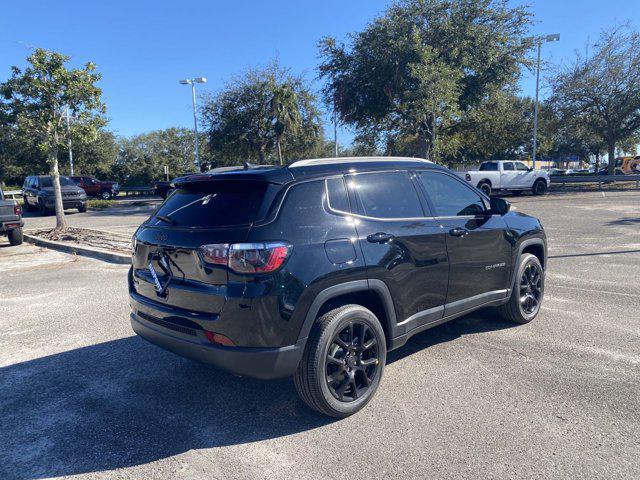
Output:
[
  {"xmin": 449, "ymin": 227, "xmax": 469, "ymax": 237},
  {"xmin": 367, "ymin": 232, "xmax": 395, "ymax": 244}
]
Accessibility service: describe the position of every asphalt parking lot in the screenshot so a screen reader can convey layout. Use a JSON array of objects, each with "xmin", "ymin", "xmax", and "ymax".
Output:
[{"xmin": 1, "ymin": 190, "xmax": 639, "ymax": 479}]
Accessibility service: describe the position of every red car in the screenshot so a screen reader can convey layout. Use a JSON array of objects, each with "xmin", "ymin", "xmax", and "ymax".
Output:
[{"xmin": 70, "ymin": 176, "xmax": 119, "ymax": 200}]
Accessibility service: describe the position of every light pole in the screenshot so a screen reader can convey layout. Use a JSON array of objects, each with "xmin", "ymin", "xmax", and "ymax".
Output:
[
  {"xmin": 527, "ymin": 33, "xmax": 560, "ymax": 169},
  {"xmin": 179, "ymin": 77, "xmax": 207, "ymax": 171}
]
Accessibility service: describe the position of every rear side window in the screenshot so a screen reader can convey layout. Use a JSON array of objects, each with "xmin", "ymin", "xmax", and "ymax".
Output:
[
  {"xmin": 348, "ymin": 172, "xmax": 423, "ymax": 219},
  {"xmin": 326, "ymin": 176, "xmax": 350, "ymax": 213},
  {"xmin": 479, "ymin": 162, "xmax": 499, "ymax": 171},
  {"xmin": 416, "ymin": 171, "xmax": 486, "ymax": 217},
  {"xmin": 150, "ymin": 180, "xmax": 271, "ymax": 228}
]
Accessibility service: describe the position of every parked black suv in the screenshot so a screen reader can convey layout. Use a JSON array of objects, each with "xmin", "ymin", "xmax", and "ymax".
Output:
[
  {"xmin": 130, "ymin": 157, "xmax": 546, "ymax": 417},
  {"xmin": 22, "ymin": 175, "xmax": 87, "ymax": 215}
]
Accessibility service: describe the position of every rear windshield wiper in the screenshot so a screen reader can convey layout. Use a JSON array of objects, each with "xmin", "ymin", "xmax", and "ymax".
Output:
[{"xmin": 155, "ymin": 214, "xmax": 175, "ymax": 225}]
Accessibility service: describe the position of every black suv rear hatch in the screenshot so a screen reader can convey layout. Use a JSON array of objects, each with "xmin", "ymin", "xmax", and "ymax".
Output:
[{"xmin": 131, "ymin": 178, "xmax": 281, "ymax": 314}]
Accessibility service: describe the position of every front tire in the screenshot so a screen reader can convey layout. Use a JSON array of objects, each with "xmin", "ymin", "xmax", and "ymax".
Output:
[
  {"xmin": 78, "ymin": 204, "xmax": 87, "ymax": 213},
  {"xmin": 8, "ymin": 227, "xmax": 23, "ymax": 246},
  {"xmin": 498, "ymin": 253, "xmax": 544, "ymax": 324},
  {"xmin": 23, "ymin": 197, "xmax": 34, "ymax": 212},
  {"xmin": 100, "ymin": 190, "xmax": 112, "ymax": 200},
  {"xmin": 294, "ymin": 304, "xmax": 386, "ymax": 418},
  {"xmin": 532, "ymin": 179, "xmax": 548, "ymax": 195}
]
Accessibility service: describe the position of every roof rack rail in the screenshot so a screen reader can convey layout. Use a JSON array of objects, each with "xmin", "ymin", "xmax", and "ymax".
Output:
[{"xmin": 288, "ymin": 156, "xmax": 432, "ymax": 168}]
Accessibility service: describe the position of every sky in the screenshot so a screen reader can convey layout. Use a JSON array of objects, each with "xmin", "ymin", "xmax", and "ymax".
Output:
[{"xmin": 1, "ymin": 0, "xmax": 639, "ymax": 145}]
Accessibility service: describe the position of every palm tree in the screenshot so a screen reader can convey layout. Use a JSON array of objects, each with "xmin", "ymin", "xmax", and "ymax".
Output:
[{"xmin": 270, "ymin": 84, "xmax": 302, "ymax": 165}]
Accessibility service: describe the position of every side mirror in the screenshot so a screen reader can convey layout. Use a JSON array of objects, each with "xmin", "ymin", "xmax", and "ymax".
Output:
[
  {"xmin": 528, "ymin": 167, "xmax": 534, "ymax": 172},
  {"xmin": 490, "ymin": 197, "xmax": 511, "ymax": 215}
]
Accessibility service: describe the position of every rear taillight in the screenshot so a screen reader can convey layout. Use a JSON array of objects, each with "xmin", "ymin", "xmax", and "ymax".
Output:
[
  {"xmin": 203, "ymin": 330, "xmax": 235, "ymax": 347},
  {"xmin": 200, "ymin": 242, "xmax": 292, "ymax": 274},
  {"xmin": 14, "ymin": 204, "xmax": 22, "ymax": 216}
]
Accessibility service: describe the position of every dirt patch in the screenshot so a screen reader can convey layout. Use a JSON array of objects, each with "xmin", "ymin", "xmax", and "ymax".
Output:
[{"xmin": 31, "ymin": 227, "xmax": 131, "ymax": 254}]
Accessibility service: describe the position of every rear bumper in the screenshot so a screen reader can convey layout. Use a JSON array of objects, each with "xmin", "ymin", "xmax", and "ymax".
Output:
[
  {"xmin": 129, "ymin": 293, "xmax": 305, "ymax": 379},
  {"xmin": 0, "ymin": 219, "xmax": 24, "ymax": 232}
]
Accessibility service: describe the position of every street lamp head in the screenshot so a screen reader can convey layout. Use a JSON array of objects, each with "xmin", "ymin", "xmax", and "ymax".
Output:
[
  {"xmin": 179, "ymin": 79, "xmax": 191, "ymax": 85},
  {"xmin": 545, "ymin": 33, "xmax": 561, "ymax": 42},
  {"xmin": 194, "ymin": 77, "xmax": 207, "ymax": 84}
]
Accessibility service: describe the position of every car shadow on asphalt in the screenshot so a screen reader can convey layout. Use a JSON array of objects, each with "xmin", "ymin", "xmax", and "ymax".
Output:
[
  {"xmin": 0, "ymin": 336, "xmax": 334, "ymax": 478},
  {"xmin": 1, "ymin": 309, "xmax": 513, "ymax": 479}
]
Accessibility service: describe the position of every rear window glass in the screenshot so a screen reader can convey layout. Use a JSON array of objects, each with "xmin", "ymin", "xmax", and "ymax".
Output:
[{"xmin": 150, "ymin": 180, "xmax": 270, "ymax": 228}]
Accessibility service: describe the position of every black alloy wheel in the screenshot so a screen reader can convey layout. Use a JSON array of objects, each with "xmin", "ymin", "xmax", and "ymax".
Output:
[
  {"xmin": 326, "ymin": 321, "xmax": 380, "ymax": 402},
  {"xmin": 519, "ymin": 262, "xmax": 542, "ymax": 316}
]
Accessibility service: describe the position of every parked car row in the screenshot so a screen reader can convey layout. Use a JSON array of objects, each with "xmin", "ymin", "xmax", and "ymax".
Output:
[
  {"xmin": 0, "ymin": 186, "xmax": 24, "ymax": 245},
  {"xmin": 18, "ymin": 174, "xmax": 120, "ymax": 216}
]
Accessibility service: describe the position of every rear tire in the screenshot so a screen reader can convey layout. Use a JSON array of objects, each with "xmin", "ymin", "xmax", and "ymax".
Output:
[
  {"xmin": 477, "ymin": 181, "xmax": 492, "ymax": 196},
  {"xmin": 532, "ymin": 179, "xmax": 548, "ymax": 195},
  {"xmin": 78, "ymin": 204, "xmax": 87, "ymax": 213},
  {"xmin": 498, "ymin": 253, "xmax": 544, "ymax": 324},
  {"xmin": 8, "ymin": 227, "xmax": 23, "ymax": 246},
  {"xmin": 294, "ymin": 304, "xmax": 386, "ymax": 418}
]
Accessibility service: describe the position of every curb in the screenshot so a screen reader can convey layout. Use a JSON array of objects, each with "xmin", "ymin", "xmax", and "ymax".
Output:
[{"xmin": 24, "ymin": 233, "xmax": 131, "ymax": 265}]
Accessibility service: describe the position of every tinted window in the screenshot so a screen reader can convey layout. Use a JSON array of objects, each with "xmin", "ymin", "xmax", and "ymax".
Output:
[
  {"xmin": 515, "ymin": 162, "xmax": 529, "ymax": 171},
  {"xmin": 417, "ymin": 172, "xmax": 486, "ymax": 217},
  {"xmin": 39, "ymin": 176, "xmax": 76, "ymax": 188},
  {"xmin": 503, "ymin": 162, "xmax": 514, "ymax": 171},
  {"xmin": 349, "ymin": 172, "xmax": 423, "ymax": 219},
  {"xmin": 150, "ymin": 180, "xmax": 270, "ymax": 228},
  {"xmin": 326, "ymin": 176, "xmax": 350, "ymax": 213},
  {"xmin": 479, "ymin": 162, "xmax": 499, "ymax": 171}
]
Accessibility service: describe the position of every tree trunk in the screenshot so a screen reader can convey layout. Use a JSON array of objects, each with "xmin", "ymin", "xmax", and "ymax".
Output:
[
  {"xmin": 50, "ymin": 148, "xmax": 67, "ymax": 231},
  {"xmin": 594, "ymin": 153, "xmax": 600, "ymax": 173},
  {"xmin": 607, "ymin": 141, "xmax": 616, "ymax": 175},
  {"xmin": 276, "ymin": 137, "xmax": 283, "ymax": 166},
  {"xmin": 258, "ymin": 144, "xmax": 266, "ymax": 164}
]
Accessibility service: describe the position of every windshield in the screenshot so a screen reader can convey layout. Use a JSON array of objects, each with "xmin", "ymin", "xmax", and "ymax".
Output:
[
  {"xmin": 479, "ymin": 162, "xmax": 499, "ymax": 171},
  {"xmin": 150, "ymin": 180, "xmax": 271, "ymax": 228},
  {"xmin": 40, "ymin": 176, "xmax": 76, "ymax": 187}
]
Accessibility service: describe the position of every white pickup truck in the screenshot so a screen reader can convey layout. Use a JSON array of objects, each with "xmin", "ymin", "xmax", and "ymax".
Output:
[{"xmin": 462, "ymin": 160, "xmax": 550, "ymax": 196}]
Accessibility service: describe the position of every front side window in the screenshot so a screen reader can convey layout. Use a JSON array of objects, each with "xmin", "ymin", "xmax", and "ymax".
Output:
[
  {"xmin": 515, "ymin": 162, "xmax": 530, "ymax": 171},
  {"xmin": 416, "ymin": 171, "xmax": 486, "ymax": 217},
  {"xmin": 348, "ymin": 171, "xmax": 423, "ymax": 219}
]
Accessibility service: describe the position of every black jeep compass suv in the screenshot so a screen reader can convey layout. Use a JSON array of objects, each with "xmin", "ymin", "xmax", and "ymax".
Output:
[{"xmin": 130, "ymin": 157, "xmax": 546, "ymax": 417}]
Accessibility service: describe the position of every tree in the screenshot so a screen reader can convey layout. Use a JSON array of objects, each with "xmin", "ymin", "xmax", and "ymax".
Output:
[
  {"xmin": 113, "ymin": 128, "xmax": 200, "ymax": 186},
  {"xmin": 201, "ymin": 62, "xmax": 323, "ymax": 165},
  {"xmin": 550, "ymin": 25, "xmax": 640, "ymax": 174},
  {"xmin": 270, "ymin": 84, "xmax": 302, "ymax": 165},
  {"xmin": 0, "ymin": 48, "xmax": 105, "ymax": 230},
  {"xmin": 458, "ymin": 92, "xmax": 534, "ymax": 162},
  {"xmin": 318, "ymin": 0, "xmax": 532, "ymax": 161}
]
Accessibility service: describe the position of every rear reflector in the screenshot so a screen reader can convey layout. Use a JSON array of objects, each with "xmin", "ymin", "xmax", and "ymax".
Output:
[
  {"xmin": 200, "ymin": 242, "xmax": 291, "ymax": 274},
  {"xmin": 14, "ymin": 204, "xmax": 22, "ymax": 216},
  {"xmin": 204, "ymin": 330, "xmax": 235, "ymax": 346},
  {"xmin": 5, "ymin": 223, "xmax": 20, "ymax": 228}
]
